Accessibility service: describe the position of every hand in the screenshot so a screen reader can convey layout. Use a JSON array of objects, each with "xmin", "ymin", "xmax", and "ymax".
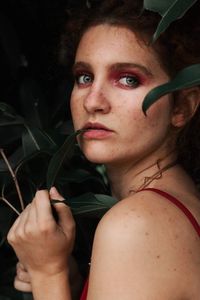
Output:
[
  {"xmin": 14, "ymin": 262, "xmax": 32, "ymax": 292},
  {"xmin": 7, "ymin": 187, "xmax": 75, "ymax": 277}
]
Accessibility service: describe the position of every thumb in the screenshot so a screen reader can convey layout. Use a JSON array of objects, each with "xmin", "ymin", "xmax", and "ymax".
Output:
[
  {"xmin": 50, "ymin": 186, "xmax": 65, "ymax": 201},
  {"xmin": 49, "ymin": 187, "xmax": 75, "ymax": 231}
]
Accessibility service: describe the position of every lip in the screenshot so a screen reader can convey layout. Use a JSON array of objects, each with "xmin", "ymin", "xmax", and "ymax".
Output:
[
  {"xmin": 83, "ymin": 122, "xmax": 112, "ymax": 131},
  {"xmin": 81, "ymin": 122, "xmax": 113, "ymax": 139}
]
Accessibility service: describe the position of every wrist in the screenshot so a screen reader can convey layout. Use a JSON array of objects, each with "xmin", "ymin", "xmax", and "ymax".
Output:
[
  {"xmin": 30, "ymin": 270, "xmax": 71, "ymax": 300},
  {"xmin": 28, "ymin": 260, "xmax": 70, "ymax": 278},
  {"xmin": 29, "ymin": 267, "xmax": 70, "ymax": 282}
]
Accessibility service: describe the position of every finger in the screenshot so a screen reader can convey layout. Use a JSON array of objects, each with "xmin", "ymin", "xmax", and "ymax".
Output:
[
  {"xmin": 14, "ymin": 204, "xmax": 32, "ymax": 232},
  {"xmin": 50, "ymin": 187, "xmax": 75, "ymax": 234},
  {"xmin": 16, "ymin": 262, "xmax": 31, "ymax": 282},
  {"xmin": 16, "ymin": 267, "xmax": 31, "ymax": 283},
  {"xmin": 7, "ymin": 204, "xmax": 31, "ymax": 244},
  {"xmin": 17, "ymin": 261, "xmax": 26, "ymax": 271},
  {"xmin": 33, "ymin": 190, "xmax": 55, "ymax": 224},
  {"xmin": 14, "ymin": 276, "xmax": 32, "ymax": 292},
  {"xmin": 50, "ymin": 186, "xmax": 65, "ymax": 201}
]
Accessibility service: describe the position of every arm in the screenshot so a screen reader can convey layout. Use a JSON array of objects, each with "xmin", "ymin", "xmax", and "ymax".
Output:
[
  {"xmin": 30, "ymin": 270, "xmax": 71, "ymax": 300},
  {"xmin": 7, "ymin": 188, "xmax": 75, "ymax": 300}
]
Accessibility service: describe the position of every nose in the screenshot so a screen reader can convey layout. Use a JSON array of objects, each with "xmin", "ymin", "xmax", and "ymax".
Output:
[{"xmin": 83, "ymin": 85, "xmax": 111, "ymax": 114}]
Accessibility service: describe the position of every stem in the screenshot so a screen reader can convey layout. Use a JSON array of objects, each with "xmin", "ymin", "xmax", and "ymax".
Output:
[
  {"xmin": 0, "ymin": 197, "xmax": 20, "ymax": 215},
  {"xmin": 0, "ymin": 149, "xmax": 25, "ymax": 211}
]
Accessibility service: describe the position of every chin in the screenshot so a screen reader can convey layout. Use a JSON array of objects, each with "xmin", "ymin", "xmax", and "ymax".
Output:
[
  {"xmin": 82, "ymin": 147, "xmax": 113, "ymax": 164},
  {"xmin": 84, "ymin": 153, "xmax": 108, "ymax": 164}
]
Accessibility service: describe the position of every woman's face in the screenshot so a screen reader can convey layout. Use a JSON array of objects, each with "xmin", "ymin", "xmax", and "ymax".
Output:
[{"xmin": 70, "ymin": 24, "xmax": 172, "ymax": 166}]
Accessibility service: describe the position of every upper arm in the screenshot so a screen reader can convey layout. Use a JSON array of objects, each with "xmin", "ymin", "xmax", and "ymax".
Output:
[{"xmin": 87, "ymin": 193, "xmax": 194, "ymax": 300}]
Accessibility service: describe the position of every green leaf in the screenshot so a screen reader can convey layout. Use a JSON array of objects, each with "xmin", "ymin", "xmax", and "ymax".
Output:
[
  {"xmin": 143, "ymin": 0, "xmax": 197, "ymax": 42},
  {"xmin": 0, "ymin": 102, "xmax": 18, "ymax": 118},
  {"xmin": 0, "ymin": 120, "xmax": 24, "ymax": 126},
  {"xmin": 0, "ymin": 102, "xmax": 24, "ymax": 125},
  {"xmin": 51, "ymin": 193, "xmax": 117, "ymax": 218},
  {"xmin": 142, "ymin": 64, "xmax": 200, "ymax": 114},
  {"xmin": 22, "ymin": 126, "xmax": 57, "ymax": 156},
  {"xmin": 46, "ymin": 130, "xmax": 83, "ymax": 190},
  {"xmin": 15, "ymin": 150, "xmax": 51, "ymax": 177}
]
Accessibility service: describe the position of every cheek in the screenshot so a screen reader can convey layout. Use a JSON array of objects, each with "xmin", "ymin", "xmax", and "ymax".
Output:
[
  {"xmin": 142, "ymin": 98, "xmax": 173, "ymax": 140},
  {"xmin": 129, "ymin": 96, "xmax": 172, "ymax": 138}
]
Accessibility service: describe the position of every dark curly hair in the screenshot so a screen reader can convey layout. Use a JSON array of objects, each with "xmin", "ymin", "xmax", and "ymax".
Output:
[{"xmin": 59, "ymin": 0, "xmax": 200, "ymax": 184}]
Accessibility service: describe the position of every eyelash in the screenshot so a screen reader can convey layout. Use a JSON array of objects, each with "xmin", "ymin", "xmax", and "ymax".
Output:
[
  {"xmin": 74, "ymin": 72, "xmax": 141, "ymax": 88},
  {"xmin": 75, "ymin": 73, "xmax": 93, "ymax": 85},
  {"xmin": 117, "ymin": 74, "xmax": 140, "ymax": 88}
]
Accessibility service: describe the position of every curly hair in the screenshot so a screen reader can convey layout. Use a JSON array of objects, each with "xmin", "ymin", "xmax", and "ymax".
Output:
[{"xmin": 59, "ymin": 0, "xmax": 200, "ymax": 184}]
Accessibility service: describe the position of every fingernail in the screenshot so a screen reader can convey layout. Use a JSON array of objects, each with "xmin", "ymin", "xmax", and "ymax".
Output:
[{"xmin": 50, "ymin": 186, "xmax": 57, "ymax": 195}]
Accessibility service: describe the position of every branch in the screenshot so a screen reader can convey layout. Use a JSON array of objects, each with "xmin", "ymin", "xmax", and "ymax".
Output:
[{"xmin": 0, "ymin": 149, "xmax": 25, "ymax": 211}]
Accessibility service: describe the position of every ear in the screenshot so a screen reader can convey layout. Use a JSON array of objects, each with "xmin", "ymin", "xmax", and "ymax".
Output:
[{"xmin": 171, "ymin": 87, "xmax": 200, "ymax": 128}]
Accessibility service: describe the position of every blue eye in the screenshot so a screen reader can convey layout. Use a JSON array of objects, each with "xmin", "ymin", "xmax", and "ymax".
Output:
[
  {"xmin": 76, "ymin": 74, "xmax": 93, "ymax": 85},
  {"xmin": 119, "ymin": 75, "xmax": 139, "ymax": 87}
]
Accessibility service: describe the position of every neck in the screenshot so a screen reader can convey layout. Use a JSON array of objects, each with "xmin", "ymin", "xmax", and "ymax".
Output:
[{"xmin": 106, "ymin": 149, "xmax": 177, "ymax": 201}]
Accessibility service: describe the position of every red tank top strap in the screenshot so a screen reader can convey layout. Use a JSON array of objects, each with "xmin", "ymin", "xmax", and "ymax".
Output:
[
  {"xmin": 80, "ymin": 278, "xmax": 89, "ymax": 300},
  {"xmin": 140, "ymin": 188, "xmax": 200, "ymax": 237}
]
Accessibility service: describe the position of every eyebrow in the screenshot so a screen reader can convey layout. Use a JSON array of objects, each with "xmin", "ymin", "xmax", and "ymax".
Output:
[
  {"xmin": 111, "ymin": 63, "xmax": 153, "ymax": 77},
  {"xmin": 72, "ymin": 61, "xmax": 153, "ymax": 77},
  {"xmin": 72, "ymin": 62, "xmax": 91, "ymax": 74}
]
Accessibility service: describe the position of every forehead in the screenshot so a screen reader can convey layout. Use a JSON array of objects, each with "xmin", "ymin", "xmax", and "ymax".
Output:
[{"xmin": 75, "ymin": 25, "xmax": 160, "ymax": 68}]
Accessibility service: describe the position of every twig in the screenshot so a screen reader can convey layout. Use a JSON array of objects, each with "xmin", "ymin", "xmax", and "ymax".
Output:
[
  {"xmin": 0, "ymin": 197, "xmax": 20, "ymax": 216},
  {"xmin": 0, "ymin": 149, "xmax": 25, "ymax": 211}
]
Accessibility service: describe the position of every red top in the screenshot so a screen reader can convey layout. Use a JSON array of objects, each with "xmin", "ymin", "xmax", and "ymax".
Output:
[
  {"xmin": 80, "ymin": 188, "xmax": 200, "ymax": 299},
  {"xmin": 80, "ymin": 279, "xmax": 89, "ymax": 300}
]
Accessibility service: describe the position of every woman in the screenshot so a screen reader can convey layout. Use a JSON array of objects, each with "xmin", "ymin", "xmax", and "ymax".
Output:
[{"xmin": 7, "ymin": 0, "xmax": 200, "ymax": 299}]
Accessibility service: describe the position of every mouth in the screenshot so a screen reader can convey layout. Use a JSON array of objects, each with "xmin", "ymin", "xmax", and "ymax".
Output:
[
  {"xmin": 81, "ymin": 122, "xmax": 113, "ymax": 139},
  {"xmin": 82, "ymin": 122, "xmax": 112, "ymax": 131}
]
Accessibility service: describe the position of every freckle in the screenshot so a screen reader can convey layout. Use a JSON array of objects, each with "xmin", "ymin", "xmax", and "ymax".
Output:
[
  {"xmin": 173, "ymin": 268, "xmax": 177, "ymax": 272},
  {"xmin": 174, "ymin": 234, "xmax": 179, "ymax": 239},
  {"xmin": 145, "ymin": 232, "xmax": 149, "ymax": 236},
  {"xmin": 156, "ymin": 255, "xmax": 160, "ymax": 259}
]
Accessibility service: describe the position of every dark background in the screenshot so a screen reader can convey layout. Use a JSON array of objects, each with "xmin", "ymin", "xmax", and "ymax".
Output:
[
  {"xmin": 0, "ymin": 0, "xmax": 75, "ymax": 119},
  {"xmin": 0, "ymin": 1, "xmax": 86, "ymax": 299}
]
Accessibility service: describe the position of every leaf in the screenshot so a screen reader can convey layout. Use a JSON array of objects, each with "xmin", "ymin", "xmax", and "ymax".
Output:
[
  {"xmin": 22, "ymin": 126, "xmax": 57, "ymax": 156},
  {"xmin": 46, "ymin": 130, "xmax": 83, "ymax": 190},
  {"xmin": 57, "ymin": 168, "xmax": 106, "ymax": 186},
  {"xmin": 15, "ymin": 151, "xmax": 53, "ymax": 190},
  {"xmin": 0, "ymin": 102, "xmax": 24, "ymax": 125},
  {"xmin": 143, "ymin": 0, "xmax": 197, "ymax": 42},
  {"xmin": 0, "ymin": 102, "xmax": 18, "ymax": 118},
  {"xmin": 144, "ymin": 0, "xmax": 182, "ymax": 15},
  {"xmin": 0, "ymin": 148, "xmax": 23, "ymax": 172},
  {"xmin": 0, "ymin": 102, "xmax": 25, "ymax": 146},
  {"xmin": 142, "ymin": 64, "xmax": 200, "ymax": 114},
  {"xmin": 51, "ymin": 193, "xmax": 117, "ymax": 218}
]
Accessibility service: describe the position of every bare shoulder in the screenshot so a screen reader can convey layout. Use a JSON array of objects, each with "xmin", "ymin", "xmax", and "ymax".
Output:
[
  {"xmin": 96, "ymin": 189, "xmax": 200, "ymax": 246},
  {"xmin": 88, "ymin": 191, "xmax": 200, "ymax": 299}
]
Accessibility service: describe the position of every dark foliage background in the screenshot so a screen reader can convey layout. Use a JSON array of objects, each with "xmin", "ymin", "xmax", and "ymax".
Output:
[{"xmin": 0, "ymin": 1, "xmax": 105, "ymax": 299}]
